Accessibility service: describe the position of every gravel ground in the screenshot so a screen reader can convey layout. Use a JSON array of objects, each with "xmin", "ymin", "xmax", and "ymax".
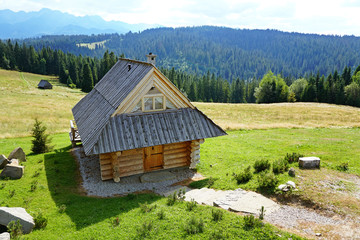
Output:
[{"xmin": 73, "ymin": 147, "xmax": 199, "ymax": 197}]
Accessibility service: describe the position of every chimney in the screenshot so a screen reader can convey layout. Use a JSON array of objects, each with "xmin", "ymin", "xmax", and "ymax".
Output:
[
  {"xmin": 128, "ymin": 64, "xmax": 132, "ymax": 71},
  {"xmin": 146, "ymin": 52, "xmax": 157, "ymax": 65}
]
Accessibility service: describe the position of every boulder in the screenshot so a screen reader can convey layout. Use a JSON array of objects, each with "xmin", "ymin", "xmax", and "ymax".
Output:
[
  {"xmin": 277, "ymin": 184, "xmax": 288, "ymax": 191},
  {"xmin": 8, "ymin": 147, "xmax": 26, "ymax": 162},
  {"xmin": 0, "ymin": 207, "xmax": 34, "ymax": 234},
  {"xmin": 0, "ymin": 165, "xmax": 24, "ymax": 179},
  {"xmin": 0, "ymin": 155, "xmax": 8, "ymax": 169},
  {"xmin": 288, "ymin": 167, "xmax": 296, "ymax": 177},
  {"xmin": 0, "ymin": 232, "xmax": 10, "ymax": 240},
  {"xmin": 299, "ymin": 157, "xmax": 320, "ymax": 169},
  {"xmin": 286, "ymin": 181, "xmax": 296, "ymax": 189},
  {"xmin": 8, "ymin": 159, "xmax": 19, "ymax": 166}
]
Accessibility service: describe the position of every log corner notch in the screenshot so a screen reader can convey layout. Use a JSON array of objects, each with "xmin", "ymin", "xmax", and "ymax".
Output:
[
  {"xmin": 189, "ymin": 139, "xmax": 204, "ymax": 169},
  {"xmin": 111, "ymin": 152, "xmax": 122, "ymax": 182}
]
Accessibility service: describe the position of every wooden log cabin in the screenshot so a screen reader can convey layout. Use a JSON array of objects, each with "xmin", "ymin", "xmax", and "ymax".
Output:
[{"xmin": 72, "ymin": 53, "xmax": 226, "ymax": 182}]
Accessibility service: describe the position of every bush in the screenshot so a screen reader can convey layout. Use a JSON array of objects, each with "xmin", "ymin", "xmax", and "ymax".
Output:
[
  {"xmin": 112, "ymin": 217, "xmax": 120, "ymax": 227},
  {"xmin": 167, "ymin": 192, "xmax": 177, "ymax": 206},
  {"xmin": 7, "ymin": 220, "xmax": 23, "ymax": 238},
  {"xmin": 243, "ymin": 215, "xmax": 262, "ymax": 229},
  {"xmin": 272, "ymin": 158, "xmax": 289, "ymax": 174},
  {"xmin": 253, "ymin": 159, "xmax": 271, "ymax": 173},
  {"xmin": 34, "ymin": 211, "xmax": 48, "ymax": 229},
  {"xmin": 186, "ymin": 199, "xmax": 197, "ymax": 211},
  {"xmin": 139, "ymin": 202, "xmax": 156, "ymax": 213},
  {"xmin": 157, "ymin": 209, "xmax": 165, "ymax": 220},
  {"xmin": 185, "ymin": 216, "xmax": 204, "ymax": 235},
  {"xmin": 31, "ymin": 118, "xmax": 53, "ymax": 154},
  {"xmin": 211, "ymin": 209, "xmax": 224, "ymax": 222},
  {"xmin": 30, "ymin": 180, "xmax": 38, "ymax": 192},
  {"xmin": 336, "ymin": 162, "xmax": 349, "ymax": 171},
  {"xmin": 257, "ymin": 171, "xmax": 278, "ymax": 191},
  {"xmin": 284, "ymin": 152, "xmax": 303, "ymax": 163},
  {"xmin": 8, "ymin": 189, "xmax": 15, "ymax": 198},
  {"xmin": 58, "ymin": 204, "xmax": 67, "ymax": 213},
  {"xmin": 234, "ymin": 166, "xmax": 253, "ymax": 184},
  {"xmin": 138, "ymin": 221, "xmax": 153, "ymax": 238}
]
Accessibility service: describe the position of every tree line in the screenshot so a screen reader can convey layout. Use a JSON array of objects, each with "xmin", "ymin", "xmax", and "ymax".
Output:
[{"xmin": 1, "ymin": 39, "xmax": 360, "ymax": 107}]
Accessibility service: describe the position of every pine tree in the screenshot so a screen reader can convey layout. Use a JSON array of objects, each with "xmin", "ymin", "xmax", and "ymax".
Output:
[
  {"xmin": 82, "ymin": 63, "xmax": 94, "ymax": 93},
  {"xmin": 31, "ymin": 119, "xmax": 53, "ymax": 154}
]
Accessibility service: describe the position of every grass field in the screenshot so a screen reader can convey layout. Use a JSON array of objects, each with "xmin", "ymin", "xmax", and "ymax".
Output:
[{"xmin": 0, "ymin": 69, "xmax": 85, "ymax": 138}]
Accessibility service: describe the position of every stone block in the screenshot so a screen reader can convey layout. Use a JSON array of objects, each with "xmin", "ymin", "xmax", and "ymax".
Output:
[
  {"xmin": 0, "ymin": 207, "xmax": 34, "ymax": 234},
  {"xmin": 8, "ymin": 147, "xmax": 26, "ymax": 162},
  {"xmin": 0, "ymin": 232, "xmax": 10, "ymax": 240},
  {"xmin": 0, "ymin": 155, "xmax": 8, "ymax": 169},
  {"xmin": 0, "ymin": 165, "xmax": 24, "ymax": 179},
  {"xmin": 299, "ymin": 157, "xmax": 320, "ymax": 169}
]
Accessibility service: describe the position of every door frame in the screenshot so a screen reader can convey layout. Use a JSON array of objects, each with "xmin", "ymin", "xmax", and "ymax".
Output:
[{"xmin": 143, "ymin": 145, "xmax": 164, "ymax": 171}]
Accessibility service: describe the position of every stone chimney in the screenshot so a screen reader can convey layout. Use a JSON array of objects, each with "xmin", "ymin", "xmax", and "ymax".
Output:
[{"xmin": 146, "ymin": 52, "xmax": 157, "ymax": 65}]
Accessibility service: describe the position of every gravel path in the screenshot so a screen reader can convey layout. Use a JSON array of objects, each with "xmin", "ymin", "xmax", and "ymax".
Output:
[{"xmin": 73, "ymin": 147, "xmax": 199, "ymax": 197}]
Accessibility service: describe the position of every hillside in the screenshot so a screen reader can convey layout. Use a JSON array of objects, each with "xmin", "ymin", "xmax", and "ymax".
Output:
[
  {"xmin": 22, "ymin": 26, "xmax": 360, "ymax": 79},
  {"xmin": 2, "ymin": 69, "xmax": 360, "ymax": 139},
  {"xmin": 0, "ymin": 69, "xmax": 85, "ymax": 138}
]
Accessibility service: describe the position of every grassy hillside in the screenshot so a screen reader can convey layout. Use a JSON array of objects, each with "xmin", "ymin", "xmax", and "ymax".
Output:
[{"xmin": 0, "ymin": 69, "xmax": 85, "ymax": 138}]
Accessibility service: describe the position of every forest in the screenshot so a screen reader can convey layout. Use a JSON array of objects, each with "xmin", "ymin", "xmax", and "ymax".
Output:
[
  {"xmin": 1, "ymin": 34, "xmax": 360, "ymax": 107},
  {"xmin": 19, "ymin": 26, "xmax": 360, "ymax": 80}
]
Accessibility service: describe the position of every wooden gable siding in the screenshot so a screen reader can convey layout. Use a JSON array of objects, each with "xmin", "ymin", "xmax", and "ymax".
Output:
[{"xmin": 99, "ymin": 141, "xmax": 196, "ymax": 181}]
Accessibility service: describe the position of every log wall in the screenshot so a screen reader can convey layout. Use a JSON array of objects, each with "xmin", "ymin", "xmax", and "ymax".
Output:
[{"xmin": 163, "ymin": 141, "xmax": 191, "ymax": 169}]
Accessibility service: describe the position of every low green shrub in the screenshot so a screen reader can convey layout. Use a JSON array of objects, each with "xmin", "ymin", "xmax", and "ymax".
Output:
[
  {"xmin": 7, "ymin": 220, "xmax": 22, "ymax": 238},
  {"xmin": 112, "ymin": 217, "xmax": 120, "ymax": 227},
  {"xmin": 257, "ymin": 171, "xmax": 278, "ymax": 191},
  {"xmin": 336, "ymin": 162, "xmax": 349, "ymax": 171},
  {"xmin": 58, "ymin": 204, "xmax": 67, "ymax": 213},
  {"xmin": 272, "ymin": 158, "xmax": 289, "ymax": 174},
  {"xmin": 30, "ymin": 180, "xmax": 38, "ymax": 192},
  {"xmin": 243, "ymin": 215, "xmax": 262, "ymax": 229},
  {"xmin": 284, "ymin": 152, "xmax": 303, "ymax": 163},
  {"xmin": 234, "ymin": 166, "xmax": 253, "ymax": 184},
  {"xmin": 185, "ymin": 216, "xmax": 204, "ymax": 235},
  {"xmin": 8, "ymin": 189, "xmax": 15, "ymax": 198},
  {"xmin": 211, "ymin": 209, "xmax": 224, "ymax": 222},
  {"xmin": 139, "ymin": 202, "xmax": 156, "ymax": 213},
  {"xmin": 34, "ymin": 211, "xmax": 48, "ymax": 229},
  {"xmin": 157, "ymin": 209, "xmax": 166, "ymax": 220},
  {"xmin": 253, "ymin": 159, "xmax": 271, "ymax": 173},
  {"xmin": 138, "ymin": 221, "xmax": 153, "ymax": 238},
  {"xmin": 186, "ymin": 199, "xmax": 197, "ymax": 211}
]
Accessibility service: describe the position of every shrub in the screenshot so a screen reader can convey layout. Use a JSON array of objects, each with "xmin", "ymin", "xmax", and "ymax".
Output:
[
  {"xmin": 0, "ymin": 183, "xmax": 5, "ymax": 190},
  {"xmin": 253, "ymin": 159, "xmax": 271, "ymax": 173},
  {"xmin": 30, "ymin": 180, "xmax": 38, "ymax": 192},
  {"xmin": 284, "ymin": 152, "xmax": 303, "ymax": 163},
  {"xmin": 8, "ymin": 189, "xmax": 15, "ymax": 198},
  {"xmin": 157, "ymin": 209, "xmax": 165, "ymax": 220},
  {"xmin": 167, "ymin": 192, "xmax": 177, "ymax": 206},
  {"xmin": 336, "ymin": 162, "xmax": 349, "ymax": 171},
  {"xmin": 234, "ymin": 166, "xmax": 253, "ymax": 184},
  {"xmin": 112, "ymin": 217, "xmax": 120, "ymax": 227},
  {"xmin": 207, "ymin": 177, "xmax": 215, "ymax": 187},
  {"xmin": 126, "ymin": 193, "xmax": 136, "ymax": 200},
  {"xmin": 259, "ymin": 206, "xmax": 266, "ymax": 220},
  {"xmin": 58, "ymin": 204, "xmax": 67, "ymax": 213},
  {"xmin": 257, "ymin": 171, "xmax": 278, "ymax": 191},
  {"xmin": 7, "ymin": 220, "xmax": 23, "ymax": 238},
  {"xmin": 31, "ymin": 118, "xmax": 53, "ymax": 154},
  {"xmin": 186, "ymin": 199, "xmax": 197, "ymax": 211},
  {"xmin": 272, "ymin": 158, "xmax": 289, "ymax": 174},
  {"xmin": 185, "ymin": 216, "xmax": 204, "ymax": 234},
  {"xmin": 34, "ymin": 211, "xmax": 48, "ymax": 229},
  {"xmin": 139, "ymin": 202, "xmax": 156, "ymax": 213},
  {"xmin": 243, "ymin": 215, "xmax": 262, "ymax": 229},
  {"xmin": 212, "ymin": 209, "xmax": 224, "ymax": 222},
  {"xmin": 138, "ymin": 221, "xmax": 153, "ymax": 238}
]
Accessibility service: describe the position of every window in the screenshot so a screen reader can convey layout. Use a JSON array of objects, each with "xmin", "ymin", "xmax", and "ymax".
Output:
[{"xmin": 131, "ymin": 87, "xmax": 176, "ymax": 113}]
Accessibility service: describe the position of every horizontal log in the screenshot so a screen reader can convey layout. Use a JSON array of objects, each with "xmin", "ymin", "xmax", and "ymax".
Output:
[
  {"xmin": 100, "ymin": 164, "xmax": 112, "ymax": 171},
  {"xmin": 120, "ymin": 169, "xmax": 144, "ymax": 177},
  {"xmin": 101, "ymin": 169, "xmax": 112, "ymax": 177},
  {"xmin": 119, "ymin": 163, "xmax": 144, "ymax": 174},
  {"xmin": 118, "ymin": 159, "xmax": 143, "ymax": 168},
  {"xmin": 122, "ymin": 149, "xmax": 143, "ymax": 156},
  {"xmin": 101, "ymin": 175, "xmax": 113, "ymax": 181},
  {"xmin": 118, "ymin": 154, "xmax": 143, "ymax": 162},
  {"xmin": 163, "ymin": 162, "xmax": 189, "ymax": 169},
  {"xmin": 163, "ymin": 148, "xmax": 188, "ymax": 155},
  {"xmin": 100, "ymin": 159, "xmax": 111, "ymax": 165},
  {"xmin": 164, "ymin": 142, "xmax": 189, "ymax": 150},
  {"xmin": 99, "ymin": 154, "xmax": 111, "ymax": 160},
  {"xmin": 164, "ymin": 152, "xmax": 188, "ymax": 161},
  {"xmin": 164, "ymin": 157, "xmax": 188, "ymax": 166}
]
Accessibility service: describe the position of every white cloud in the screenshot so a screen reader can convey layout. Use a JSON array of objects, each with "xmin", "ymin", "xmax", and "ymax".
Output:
[{"xmin": 1, "ymin": 0, "xmax": 360, "ymax": 35}]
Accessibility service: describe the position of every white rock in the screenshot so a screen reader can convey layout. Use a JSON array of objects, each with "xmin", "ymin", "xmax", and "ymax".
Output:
[
  {"xmin": 278, "ymin": 184, "xmax": 287, "ymax": 190},
  {"xmin": 0, "ymin": 232, "xmax": 10, "ymax": 240},
  {"xmin": 286, "ymin": 181, "xmax": 296, "ymax": 189},
  {"xmin": 0, "ymin": 207, "xmax": 34, "ymax": 234}
]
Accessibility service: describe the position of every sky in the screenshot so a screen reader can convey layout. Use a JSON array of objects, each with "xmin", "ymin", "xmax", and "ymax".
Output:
[{"xmin": 1, "ymin": 0, "xmax": 360, "ymax": 36}]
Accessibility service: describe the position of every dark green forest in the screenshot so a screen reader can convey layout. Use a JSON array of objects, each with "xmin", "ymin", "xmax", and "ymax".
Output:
[{"xmin": 20, "ymin": 26, "xmax": 360, "ymax": 80}]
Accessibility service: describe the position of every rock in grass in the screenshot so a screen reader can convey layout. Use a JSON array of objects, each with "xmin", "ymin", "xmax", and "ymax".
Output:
[
  {"xmin": 0, "ymin": 232, "xmax": 10, "ymax": 240},
  {"xmin": 286, "ymin": 181, "xmax": 296, "ymax": 189},
  {"xmin": 8, "ymin": 147, "xmax": 26, "ymax": 162},
  {"xmin": 0, "ymin": 164, "xmax": 24, "ymax": 179},
  {"xmin": 0, "ymin": 207, "xmax": 34, "ymax": 234},
  {"xmin": 299, "ymin": 157, "xmax": 320, "ymax": 169},
  {"xmin": 288, "ymin": 167, "xmax": 296, "ymax": 177},
  {"xmin": 0, "ymin": 155, "xmax": 8, "ymax": 169}
]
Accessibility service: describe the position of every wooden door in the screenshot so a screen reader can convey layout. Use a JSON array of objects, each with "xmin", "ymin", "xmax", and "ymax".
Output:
[{"xmin": 144, "ymin": 145, "xmax": 164, "ymax": 171}]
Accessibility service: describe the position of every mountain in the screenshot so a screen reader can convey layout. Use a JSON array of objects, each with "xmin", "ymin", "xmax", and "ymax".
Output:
[
  {"xmin": 21, "ymin": 26, "xmax": 360, "ymax": 79},
  {"xmin": 0, "ymin": 8, "xmax": 160, "ymax": 39}
]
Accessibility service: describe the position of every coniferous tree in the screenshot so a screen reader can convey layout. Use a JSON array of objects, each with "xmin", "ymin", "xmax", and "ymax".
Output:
[
  {"xmin": 31, "ymin": 119, "xmax": 53, "ymax": 154},
  {"xmin": 82, "ymin": 63, "xmax": 94, "ymax": 93}
]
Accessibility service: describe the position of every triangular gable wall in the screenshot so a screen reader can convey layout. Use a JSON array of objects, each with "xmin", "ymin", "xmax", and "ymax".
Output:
[{"xmin": 112, "ymin": 66, "xmax": 194, "ymax": 116}]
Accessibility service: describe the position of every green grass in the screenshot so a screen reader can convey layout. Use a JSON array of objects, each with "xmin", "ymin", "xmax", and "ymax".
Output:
[
  {"xmin": 196, "ymin": 128, "xmax": 360, "ymax": 191},
  {"xmin": 0, "ymin": 134, "xmax": 302, "ymax": 239}
]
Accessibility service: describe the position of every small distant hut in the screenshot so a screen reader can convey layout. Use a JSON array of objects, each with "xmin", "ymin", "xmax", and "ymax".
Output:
[
  {"xmin": 38, "ymin": 80, "xmax": 52, "ymax": 89},
  {"xmin": 72, "ymin": 53, "xmax": 227, "ymax": 182}
]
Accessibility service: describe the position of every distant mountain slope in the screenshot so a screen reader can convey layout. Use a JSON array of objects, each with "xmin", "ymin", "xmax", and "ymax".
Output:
[
  {"xmin": 0, "ymin": 8, "xmax": 160, "ymax": 39},
  {"xmin": 22, "ymin": 26, "xmax": 360, "ymax": 79}
]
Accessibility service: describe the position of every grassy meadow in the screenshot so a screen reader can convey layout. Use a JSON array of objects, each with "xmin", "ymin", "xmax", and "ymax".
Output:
[{"xmin": 1, "ymin": 69, "xmax": 360, "ymax": 238}]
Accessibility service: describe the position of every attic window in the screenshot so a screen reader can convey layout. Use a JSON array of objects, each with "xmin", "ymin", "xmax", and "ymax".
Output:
[{"xmin": 131, "ymin": 87, "xmax": 176, "ymax": 113}]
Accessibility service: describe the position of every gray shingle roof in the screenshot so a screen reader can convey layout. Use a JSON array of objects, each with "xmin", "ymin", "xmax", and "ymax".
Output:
[
  {"xmin": 72, "ymin": 58, "xmax": 227, "ymax": 156},
  {"xmin": 92, "ymin": 108, "xmax": 227, "ymax": 154}
]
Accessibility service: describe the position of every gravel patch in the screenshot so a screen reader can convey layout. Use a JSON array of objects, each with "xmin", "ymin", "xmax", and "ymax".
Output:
[
  {"xmin": 73, "ymin": 147, "xmax": 199, "ymax": 197},
  {"xmin": 265, "ymin": 205, "xmax": 344, "ymax": 229}
]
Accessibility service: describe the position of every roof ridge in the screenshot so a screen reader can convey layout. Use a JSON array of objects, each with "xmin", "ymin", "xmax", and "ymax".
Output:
[{"xmin": 119, "ymin": 57, "xmax": 154, "ymax": 67}]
